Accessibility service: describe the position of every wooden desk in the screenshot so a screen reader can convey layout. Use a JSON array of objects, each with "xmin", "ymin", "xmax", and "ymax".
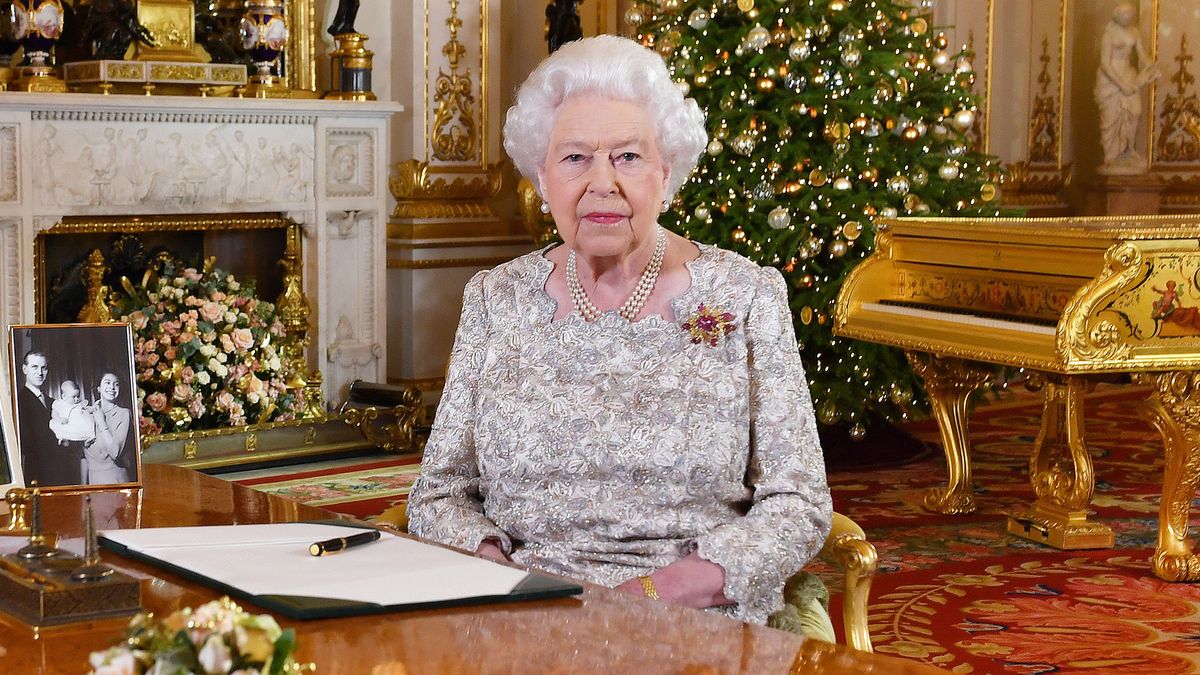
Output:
[{"xmin": 0, "ymin": 465, "xmax": 940, "ymax": 674}]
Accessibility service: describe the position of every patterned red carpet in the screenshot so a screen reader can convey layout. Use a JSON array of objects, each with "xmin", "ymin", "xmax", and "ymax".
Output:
[
  {"xmin": 234, "ymin": 385, "xmax": 1200, "ymax": 672},
  {"xmin": 824, "ymin": 385, "xmax": 1200, "ymax": 673}
]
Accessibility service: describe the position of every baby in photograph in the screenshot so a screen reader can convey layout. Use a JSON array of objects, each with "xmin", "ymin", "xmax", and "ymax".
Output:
[{"xmin": 50, "ymin": 380, "xmax": 95, "ymax": 444}]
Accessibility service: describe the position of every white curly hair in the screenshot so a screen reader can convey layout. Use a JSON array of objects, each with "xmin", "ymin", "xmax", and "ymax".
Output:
[{"xmin": 503, "ymin": 34, "xmax": 708, "ymax": 200}]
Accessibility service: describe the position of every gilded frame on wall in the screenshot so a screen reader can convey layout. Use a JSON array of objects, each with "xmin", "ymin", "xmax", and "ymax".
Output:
[{"xmin": 284, "ymin": 0, "xmax": 317, "ymax": 94}]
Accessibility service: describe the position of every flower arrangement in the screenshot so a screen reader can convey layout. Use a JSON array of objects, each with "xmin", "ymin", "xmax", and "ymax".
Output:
[
  {"xmin": 111, "ymin": 259, "xmax": 300, "ymax": 435},
  {"xmin": 88, "ymin": 597, "xmax": 303, "ymax": 675}
]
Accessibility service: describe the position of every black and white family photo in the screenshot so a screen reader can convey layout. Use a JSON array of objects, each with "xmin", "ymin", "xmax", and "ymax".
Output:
[{"xmin": 9, "ymin": 324, "xmax": 141, "ymax": 489}]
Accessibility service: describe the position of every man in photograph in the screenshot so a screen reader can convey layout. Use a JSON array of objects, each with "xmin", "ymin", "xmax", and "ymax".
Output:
[{"xmin": 16, "ymin": 350, "xmax": 79, "ymax": 486}]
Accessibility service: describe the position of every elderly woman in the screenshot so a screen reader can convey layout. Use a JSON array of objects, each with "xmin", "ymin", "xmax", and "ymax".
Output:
[{"xmin": 407, "ymin": 35, "xmax": 831, "ymax": 627}]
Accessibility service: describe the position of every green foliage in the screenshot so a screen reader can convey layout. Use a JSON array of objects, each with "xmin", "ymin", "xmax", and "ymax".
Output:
[{"xmin": 633, "ymin": 0, "xmax": 1004, "ymax": 432}]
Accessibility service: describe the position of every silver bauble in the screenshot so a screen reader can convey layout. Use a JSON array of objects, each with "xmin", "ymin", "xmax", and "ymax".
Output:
[
  {"xmin": 687, "ymin": 8, "xmax": 710, "ymax": 30},
  {"xmin": 829, "ymin": 239, "xmax": 848, "ymax": 257},
  {"xmin": 731, "ymin": 132, "xmax": 756, "ymax": 156},
  {"xmin": 746, "ymin": 24, "xmax": 770, "ymax": 50},
  {"xmin": 911, "ymin": 166, "xmax": 929, "ymax": 187},
  {"xmin": 840, "ymin": 46, "xmax": 862, "ymax": 67},
  {"xmin": 931, "ymin": 50, "xmax": 951, "ymax": 71},
  {"xmin": 706, "ymin": 139, "xmax": 724, "ymax": 155},
  {"xmin": 952, "ymin": 108, "xmax": 976, "ymax": 131},
  {"xmin": 623, "ymin": 6, "xmax": 644, "ymax": 26},
  {"xmin": 767, "ymin": 206, "xmax": 791, "ymax": 229},
  {"xmin": 938, "ymin": 162, "xmax": 961, "ymax": 181},
  {"xmin": 886, "ymin": 175, "xmax": 910, "ymax": 195},
  {"xmin": 675, "ymin": 80, "xmax": 690, "ymax": 96},
  {"xmin": 694, "ymin": 204, "xmax": 712, "ymax": 221},
  {"xmin": 849, "ymin": 423, "xmax": 867, "ymax": 441},
  {"xmin": 788, "ymin": 40, "xmax": 811, "ymax": 61},
  {"xmin": 833, "ymin": 176, "xmax": 852, "ymax": 190},
  {"xmin": 879, "ymin": 206, "xmax": 899, "ymax": 218}
]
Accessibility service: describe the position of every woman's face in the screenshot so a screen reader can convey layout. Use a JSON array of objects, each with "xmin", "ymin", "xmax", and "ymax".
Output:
[
  {"xmin": 538, "ymin": 97, "xmax": 669, "ymax": 260},
  {"xmin": 98, "ymin": 374, "xmax": 120, "ymax": 403}
]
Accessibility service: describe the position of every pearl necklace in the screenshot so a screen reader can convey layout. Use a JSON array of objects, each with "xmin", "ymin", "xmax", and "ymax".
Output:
[{"xmin": 566, "ymin": 228, "xmax": 667, "ymax": 322}]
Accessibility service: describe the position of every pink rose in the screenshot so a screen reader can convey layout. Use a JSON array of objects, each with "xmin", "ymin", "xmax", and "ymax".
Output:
[
  {"xmin": 215, "ymin": 391, "xmax": 235, "ymax": 411},
  {"xmin": 199, "ymin": 301, "xmax": 223, "ymax": 322},
  {"xmin": 146, "ymin": 392, "xmax": 168, "ymax": 412},
  {"xmin": 130, "ymin": 311, "xmax": 149, "ymax": 331},
  {"xmin": 230, "ymin": 328, "xmax": 254, "ymax": 351},
  {"xmin": 181, "ymin": 366, "xmax": 195, "ymax": 383},
  {"xmin": 220, "ymin": 334, "xmax": 235, "ymax": 352},
  {"xmin": 173, "ymin": 384, "xmax": 194, "ymax": 402},
  {"xmin": 187, "ymin": 398, "xmax": 205, "ymax": 419}
]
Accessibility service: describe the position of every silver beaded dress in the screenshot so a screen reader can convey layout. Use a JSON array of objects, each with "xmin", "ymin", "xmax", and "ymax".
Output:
[{"xmin": 407, "ymin": 242, "xmax": 832, "ymax": 624}]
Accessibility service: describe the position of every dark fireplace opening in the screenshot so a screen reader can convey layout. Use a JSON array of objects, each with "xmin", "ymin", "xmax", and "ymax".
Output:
[{"xmin": 37, "ymin": 214, "xmax": 292, "ymax": 324}]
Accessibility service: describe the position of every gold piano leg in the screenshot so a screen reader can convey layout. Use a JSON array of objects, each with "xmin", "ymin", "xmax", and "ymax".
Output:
[
  {"xmin": 1137, "ymin": 372, "xmax": 1200, "ymax": 581},
  {"xmin": 906, "ymin": 352, "xmax": 992, "ymax": 514},
  {"xmin": 1007, "ymin": 376, "xmax": 1114, "ymax": 549}
]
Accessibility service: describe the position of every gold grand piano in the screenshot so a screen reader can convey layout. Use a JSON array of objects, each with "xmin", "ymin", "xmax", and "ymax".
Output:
[{"xmin": 834, "ymin": 215, "xmax": 1200, "ymax": 582}]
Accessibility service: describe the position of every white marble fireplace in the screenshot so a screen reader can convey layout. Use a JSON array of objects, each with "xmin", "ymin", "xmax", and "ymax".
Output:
[{"xmin": 0, "ymin": 93, "xmax": 401, "ymax": 410}]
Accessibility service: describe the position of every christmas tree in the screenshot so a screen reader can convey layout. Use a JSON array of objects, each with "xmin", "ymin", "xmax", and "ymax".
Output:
[{"xmin": 628, "ymin": 0, "xmax": 1004, "ymax": 441}]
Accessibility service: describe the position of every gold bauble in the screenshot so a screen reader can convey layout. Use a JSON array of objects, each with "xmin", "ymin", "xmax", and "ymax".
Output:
[
  {"xmin": 737, "ymin": 0, "xmax": 754, "ymax": 12},
  {"xmin": 732, "ymin": 227, "xmax": 747, "ymax": 243},
  {"xmin": 860, "ymin": 167, "xmax": 879, "ymax": 182},
  {"xmin": 694, "ymin": 72, "xmax": 709, "ymax": 87},
  {"xmin": 824, "ymin": 121, "xmax": 851, "ymax": 141},
  {"xmin": 801, "ymin": 306, "xmax": 814, "ymax": 325},
  {"xmin": 800, "ymin": 274, "xmax": 814, "ymax": 288},
  {"xmin": 809, "ymin": 169, "xmax": 828, "ymax": 187},
  {"xmin": 981, "ymin": 183, "xmax": 998, "ymax": 201},
  {"xmin": 842, "ymin": 220, "xmax": 862, "ymax": 240},
  {"xmin": 757, "ymin": 76, "xmax": 774, "ymax": 92},
  {"xmin": 910, "ymin": 17, "xmax": 928, "ymax": 35},
  {"xmin": 901, "ymin": 126, "xmax": 920, "ymax": 141},
  {"xmin": 829, "ymin": 0, "xmax": 846, "ymax": 10}
]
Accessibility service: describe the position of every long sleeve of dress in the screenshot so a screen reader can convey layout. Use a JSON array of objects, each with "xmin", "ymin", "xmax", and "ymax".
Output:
[
  {"xmin": 407, "ymin": 271, "xmax": 514, "ymax": 554},
  {"xmin": 93, "ymin": 406, "xmax": 130, "ymax": 460},
  {"xmin": 692, "ymin": 267, "xmax": 832, "ymax": 623}
]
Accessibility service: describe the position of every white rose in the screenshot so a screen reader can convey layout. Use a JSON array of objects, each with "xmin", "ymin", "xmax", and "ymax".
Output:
[
  {"xmin": 248, "ymin": 392, "xmax": 261, "ymax": 405},
  {"xmin": 199, "ymin": 345, "xmax": 217, "ymax": 357},
  {"xmin": 208, "ymin": 357, "xmax": 221, "ymax": 371},
  {"xmin": 268, "ymin": 356, "xmax": 281, "ymax": 371},
  {"xmin": 89, "ymin": 646, "xmax": 137, "ymax": 675},
  {"xmin": 214, "ymin": 363, "xmax": 229, "ymax": 378},
  {"xmin": 217, "ymin": 351, "xmax": 228, "ymax": 363},
  {"xmin": 197, "ymin": 635, "xmax": 233, "ymax": 674},
  {"xmin": 196, "ymin": 371, "xmax": 211, "ymax": 385},
  {"xmin": 225, "ymin": 312, "xmax": 237, "ymax": 324}
]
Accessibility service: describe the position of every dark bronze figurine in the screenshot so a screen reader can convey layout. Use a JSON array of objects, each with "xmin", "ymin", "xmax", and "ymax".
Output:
[
  {"xmin": 545, "ymin": 0, "xmax": 583, "ymax": 54},
  {"xmin": 327, "ymin": 0, "xmax": 360, "ymax": 36},
  {"xmin": 80, "ymin": 0, "xmax": 155, "ymax": 60}
]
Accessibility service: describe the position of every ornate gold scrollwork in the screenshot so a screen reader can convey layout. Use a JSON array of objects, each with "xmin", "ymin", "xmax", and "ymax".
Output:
[
  {"xmin": 1157, "ymin": 34, "xmax": 1200, "ymax": 163},
  {"xmin": 431, "ymin": 0, "xmax": 477, "ymax": 162},
  {"xmin": 342, "ymin": 385, "xmax": 423, "ymax": 453},
  {"xmin": 1058, "ymin": 242, "xmax": 1140, "ymax": 364},
  {"xmin": 1001, "ymin": 161, "xmax": 1072, "ymax": 206},
  {"xmin": 389, "ymin": 158, "xmax": 504, "ymax": 220},
  {"xmin": 1006, "ymin": 375, "xmax": 1114, "ymax": 549},
  {"xmin": 274, "ymin": 223, "xmax": 324, "ymax": 421},
  {"xmin": 905, "ymin": 352, "xmax": 993, "ymax": 514},
  {"xmin": 822, "ymin": 513, "xmax": 878, "ymax": 653},
  {"xmin": 1136, "ymin": 371, "xmax": 1200, "ymax": 581},
  {"xmin": 1028, "ymin": 35, "xmax": 1059, "ymax": 164},
  {"xmin": 78, "ymin": 249, "xmax": 113, "ymax": 323}
]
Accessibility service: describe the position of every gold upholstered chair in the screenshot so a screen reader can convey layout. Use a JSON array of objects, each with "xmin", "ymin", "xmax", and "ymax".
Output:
[{"xmin": 375, "ymin": 506, "xmax": 877, "ymax": 652}]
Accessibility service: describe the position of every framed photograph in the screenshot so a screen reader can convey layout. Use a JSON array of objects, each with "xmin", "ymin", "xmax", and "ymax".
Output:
[
  {"xmin": 0, "ymin": 385, "xmax": 19, "ymax": 493},
  {"xmin": 8, "ymin": 324, "xmax": 142, "ymax": 492}
]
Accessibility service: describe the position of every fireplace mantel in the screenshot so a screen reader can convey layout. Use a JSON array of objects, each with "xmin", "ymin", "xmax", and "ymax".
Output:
[{"xmin": 0, "ymin": 93, "xmax": 402, "ymax": 411}]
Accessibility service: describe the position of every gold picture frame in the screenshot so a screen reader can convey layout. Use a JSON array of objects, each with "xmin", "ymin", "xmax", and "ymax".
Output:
[{"xmin": 284, "ymin": 0, "xmax": 317, "ymax": 94}]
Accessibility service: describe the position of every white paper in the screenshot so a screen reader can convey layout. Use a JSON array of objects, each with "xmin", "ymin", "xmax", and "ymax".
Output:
[{"xmin": 101, "ymin": 523, "xmax": 534, "ymax": 606}]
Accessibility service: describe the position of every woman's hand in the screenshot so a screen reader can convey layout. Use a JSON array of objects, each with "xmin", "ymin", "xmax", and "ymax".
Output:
[
  {"xmin": 615, "ymin": 552, "xmax": 733, "ymax": 609},
  {"xmin": 474, "ymin": 538, "xmax": 509, "ymax": 562}
]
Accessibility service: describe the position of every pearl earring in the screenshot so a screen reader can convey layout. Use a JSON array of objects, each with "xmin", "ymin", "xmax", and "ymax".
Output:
[
  {"xmin": 661, "ymin": 200, "xmax": 670, "ymax": 213},
  {"xmin": 539, "ymin": 202, "xmax": 550, "ymax": 214}
]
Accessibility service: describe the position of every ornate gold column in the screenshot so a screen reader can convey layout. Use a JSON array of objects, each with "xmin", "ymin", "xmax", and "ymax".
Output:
[
  {"xmin": 387, "ymin": 0, "xmax": 532, "ymax": 393},
  {"xmin": 1153, "ymin": 28, "xmax": 1200, "ymax": 213}
]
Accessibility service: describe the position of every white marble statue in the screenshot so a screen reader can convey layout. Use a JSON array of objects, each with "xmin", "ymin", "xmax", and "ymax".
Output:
[{"xmin": 1094, "ymin": 1, "xmax": 1159, "ymax": 174}]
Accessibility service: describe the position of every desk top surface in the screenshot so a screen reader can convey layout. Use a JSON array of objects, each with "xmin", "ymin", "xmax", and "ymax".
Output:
[{"xmin": 0, "ymin": 464, "xmax": 941, "ymax": 674}]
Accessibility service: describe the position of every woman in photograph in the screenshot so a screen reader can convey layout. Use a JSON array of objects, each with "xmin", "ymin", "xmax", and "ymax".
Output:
[{"xmin": 83, "ymin": 371, "xmax": 133, "ymax": 485}]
